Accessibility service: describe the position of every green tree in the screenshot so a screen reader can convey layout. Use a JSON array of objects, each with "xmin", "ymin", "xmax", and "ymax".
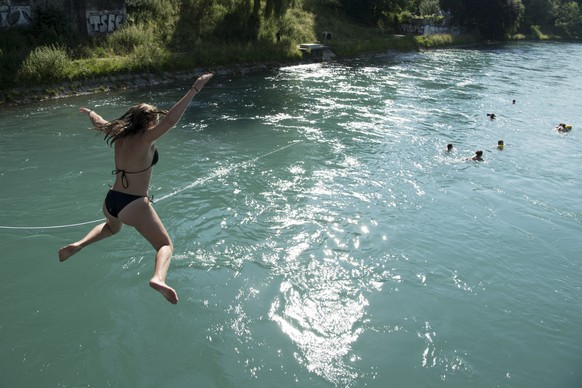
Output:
[
  {"xmin": 555, "ymin": 1, "xmax": 582, "ymax": 36},
  {"xmin": 439, "ymin": 0, "xmax": 467, "ymax": 25},
  {"xmin": 419, "ymin": 0, "xmax": 440, "ymax": 16},
  {"xmin": 338, "ymin": 0, "xmax": 406, "ymax": 24},
  {"xmin": 264, "ymin": 0, "xmax": 296, "ymax": 17},
  {"xmin": 448, "ymin": 0, "xmax": 523, "ymax": 39},
  {"xmin": 521, "ymin": 0, "xmax": 557, "ymax": 29}
]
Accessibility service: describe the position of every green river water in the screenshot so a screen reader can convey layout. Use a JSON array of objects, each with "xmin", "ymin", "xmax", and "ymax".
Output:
[{"xmin": 1, "ymin": 41, "xmax": 581, "ymax": 387}]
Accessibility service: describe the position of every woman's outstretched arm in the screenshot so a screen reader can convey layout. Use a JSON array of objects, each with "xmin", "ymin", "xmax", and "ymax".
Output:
[
  {"xmin": 80, "ymin": 107, "xmax": 108, "ymax": 128},
  {"xmin": 144, "ymin": 73, "xmax": 213, "ymax": 142}
]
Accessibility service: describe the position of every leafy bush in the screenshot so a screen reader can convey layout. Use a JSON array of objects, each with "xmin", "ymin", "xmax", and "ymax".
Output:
[
  {"xmin": 280, "ymin": 8, "xmax": 317, "ymax": 43},
  {"xmin": 68, "ymin": 56, "xmax": 128, "ymax": 79},
  {"xmin": 554, "ymin": 1, "xmax": 582, "ymax": 38},
  {"xmin": 530, "ymin": 25, "xmax": 549, "ymax": 40},
  {"xmin": 127, "ymin": 41, "xmax": 169, "ymax": 72},
  {"xmin": 106, "ymin": 24, "xmax": 156, "ymax": 55},
  {"xmin": 125, "ymin": 0, "xmax": 180, "ymax": 44},
  {"xmin": 18, "ymin": 45, "xmax": 70, "ymax": 82},
  {"xmin": 416, "ymin": 33, "xmax": 456, "ymax": 47},
  {"xmin": 419, "ymin": 0, "xmax": 441, "ymax": 17}
]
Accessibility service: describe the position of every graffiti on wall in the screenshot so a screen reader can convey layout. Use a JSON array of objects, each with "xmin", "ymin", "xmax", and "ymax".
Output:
[
  {"xmin": 399, "ymin": 23, "xmax": 425, "ymax": 35},
  {"xmin": 0, "ymin": 5, "xmax": 33, "ymax": 30},
  {"xmin": 399, "ymin": 23, "xmax": 463, "ymax": 36},
  {"xmin": 86, "ymin": 9, "xmax": 125, "ymax": 36},
  {"xmin": 423, "ymin": 25, "xmax": 462, "ymax": 36}
]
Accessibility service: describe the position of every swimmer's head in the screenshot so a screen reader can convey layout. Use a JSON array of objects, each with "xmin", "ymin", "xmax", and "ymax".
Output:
[
  {"xmin": 497, "ymin": 140, "xmax": 504, "ymax": 149},
  {"xmin": 447, "ymin": 143, "xmax": 453, "ymax": 151}
]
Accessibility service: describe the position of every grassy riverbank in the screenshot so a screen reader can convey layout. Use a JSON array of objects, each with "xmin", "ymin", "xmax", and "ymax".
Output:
[{"xmin": 0, "ymin": 1, "xmax": 482, "ymax": 107}]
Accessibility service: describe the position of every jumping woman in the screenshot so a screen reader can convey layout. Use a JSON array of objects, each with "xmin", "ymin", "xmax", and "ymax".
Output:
[{"xmin": 58, "ymin": 73, "xmax": 213, "ymax": 304}]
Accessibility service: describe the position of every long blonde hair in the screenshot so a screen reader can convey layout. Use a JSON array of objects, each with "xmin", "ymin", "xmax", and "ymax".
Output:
[{"xmin": 99, "ymin": 103, "xmax": 168, "ymax": 145}]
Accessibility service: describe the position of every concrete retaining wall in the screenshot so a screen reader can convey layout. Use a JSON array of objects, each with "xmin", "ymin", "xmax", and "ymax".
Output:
[{"xmin": 0, "ymin": 0, "xmax": 126, "ymax": 35}]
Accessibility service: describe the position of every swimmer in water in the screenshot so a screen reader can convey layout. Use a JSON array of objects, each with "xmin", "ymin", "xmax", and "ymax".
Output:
[
  {"xmin": 555, "ymin": 123, "xmax": 572, "ymax": 132},
  {"xmin": 58, "ymin": 73, "xmax": 214, "ymax": 304},
  {"xmin": 487, "ymin": 113, "xmax": 496, "ymax": 119},
  {"xmin": 497, "ymin": 140, "xmax": 504, "ymax": 150},
  {"xmin": 468, "ymin": 150, "xmax": 484, "ymax": 161},
  {"xmin": 446, "ymin": 143, "xmax": 453, "ymax": 152}
]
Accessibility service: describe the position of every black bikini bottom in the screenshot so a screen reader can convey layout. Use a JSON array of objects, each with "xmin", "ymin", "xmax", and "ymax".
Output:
[{"xmin": 105, "ymin": 189, "xmax": 145, "ymax": 218}]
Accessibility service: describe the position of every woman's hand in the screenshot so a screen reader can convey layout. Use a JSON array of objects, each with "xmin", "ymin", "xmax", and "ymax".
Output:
[{"xmin": 192, "ymin": 73, "xmax": 213, "ymax": 93}]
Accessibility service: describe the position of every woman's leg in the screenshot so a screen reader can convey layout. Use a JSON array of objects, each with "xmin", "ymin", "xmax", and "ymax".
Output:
[
  {"xmin": 118, "ymin": 198, "xmax": 178, "ymax": 304},
  {"xmin": 59, "ymin": 204, "xmax": 123, "ymax": 262}
]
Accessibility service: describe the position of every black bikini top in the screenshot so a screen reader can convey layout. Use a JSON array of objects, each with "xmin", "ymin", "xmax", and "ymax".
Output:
[{"xmin": 112, "ymin": 149, "xmax": 159, "ymax": 188}]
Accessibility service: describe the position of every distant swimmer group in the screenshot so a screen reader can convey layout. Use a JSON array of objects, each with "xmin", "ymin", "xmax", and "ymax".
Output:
[
  {"xmin": 446, "ymin": 98, "xmax": 574, "ymax": 163},
  {"xmin": 58, "ymin": 73, "xmax": 214, "ymax": 304}
]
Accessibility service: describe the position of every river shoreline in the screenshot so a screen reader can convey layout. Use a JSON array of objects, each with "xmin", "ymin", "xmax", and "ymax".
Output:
[
  {"xmin": 0, "ymin": 38, "xmax": 550, "ymax": 108},
  {"xmin": 0, "ymin": 39, "xmax": 465, "ymax": 109},
  {"xmin": 0, "ymin": 57, "xmax": 324, "ymax": 108}
]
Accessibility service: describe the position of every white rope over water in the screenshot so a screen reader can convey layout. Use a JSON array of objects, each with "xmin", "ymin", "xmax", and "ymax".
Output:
[{"xmin": 0, "ymin": 141, "xmax": 301, "ymax": 231}]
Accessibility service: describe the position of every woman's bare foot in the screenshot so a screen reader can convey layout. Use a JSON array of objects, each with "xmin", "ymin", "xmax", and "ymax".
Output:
[
  {"xmin": 59, "ymin": 244, "xmax": 82, "ymax": 262},
  {"xmin": 149, "ymin": 278, "xmax": 179, "ymax": 304}
]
